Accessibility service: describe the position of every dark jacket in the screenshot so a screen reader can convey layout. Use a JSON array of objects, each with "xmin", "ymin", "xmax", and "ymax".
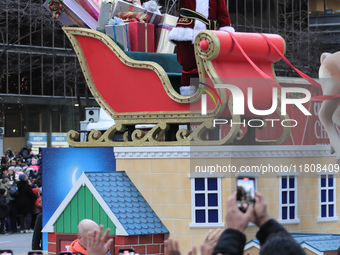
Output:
[
  {"xmin": 0, "ymin": 190, "xmax": 9, "ymax": 218},
  {"xmin": 21, "ymin": 146, "xmax": 32, "ymax": 161},
  {"xmin": 17, "ymin": 180, "xmax": 37, "ymax": 214},
  {"xmin": 213, "ymin": 219, "xmax": 307, "ymax": 255},
  {"xmin": 32, "ymin": 212, "xmax": 42, "ymax": 250}
]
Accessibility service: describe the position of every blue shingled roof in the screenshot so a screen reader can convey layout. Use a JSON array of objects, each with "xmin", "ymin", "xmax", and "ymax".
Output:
[
  {"xmin": 292, "ymin": 233, "xmax": 340, "ymax": 252},
  {"xmin": 85, "ymin": 171, "xmax": 169, "ymax": 235},
  {"xmin": 247, "ymin": 233, "xmax": 340, "ymax": 252}
]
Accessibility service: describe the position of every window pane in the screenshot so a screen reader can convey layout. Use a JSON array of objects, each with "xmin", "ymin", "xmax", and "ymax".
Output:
[
  {"xmin": 196, "ymin": 210, "xmax": 205, "ymax": 223},
  {"xmin": 289, "ymin": 177, "xmax": 295, "ymax": 188},
  {"xmin": 195, "ymin": 194, "xmax": 205, "ymax": 207},
  {"xmin": 208, "ymin": 178, "xmax": 217, "ymax": 190},
  {"xmin": 328, "ymin": 190, "xmax": 334, "ymax": 202},
  {"xmin": 329, "ymin": 204, "xmax": 334, "ymax": 217},
  {"xmin": 195, "ymin": 178, "xmax": 205, "ymax": 191},
  {"xmin": 321, "ymin": 190, "xmax": 326, "ymax": 202},
  {"xmin": 289, "ymin": 206, "xmax": 295, "ymax": 219},
  {"xmin": 321, "ymin": 205, "xmax": 327, "ymax": 217},
  {"xmin": 208, "ymin": 194, "xmax": 218, "ymax": 206},
  {"xmin": 321, "ymin": 176, "xmax": 326, "ymax": 187},
  {"xmin": 282, "ymin": 191, "xmax": 287, "ymax": 204},
  {"xmin": 282, "ymin": 177, "xmax": 287, "ymax": 189},
  {"xmin": 282, "ymin": 207, "xmax": 287, "ymax": 220},
  {"xmin": 208, "ymin": 210, "xmax": 218, "ymax": 223},
  {"xmin": 289, "ymin": 191, "xmax": 295, "ymax": 204},
  {"xmin": 328, "ymin": 176, "xmax": 334, "ymax": 187}
]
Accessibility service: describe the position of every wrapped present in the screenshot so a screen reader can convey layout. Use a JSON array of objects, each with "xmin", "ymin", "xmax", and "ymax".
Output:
[
  {"xmin": 96, "ymin": 1, "xmax": 114, "ymax": 32},
  {"xmin": 143, "ymin": 0, "xmax": 162, "ymax": 27},
  {"xmin": 76, "ymin": 0, "xmax": 100, "ymax": 20},
  {"xmin": 155, "ymin": 14, "xmax": 178, "ymax": 53},
  {"xmin": 128, "ymin": 22, "xmax": 154, "ymax": 52},
  {"xmin": 105, "ymin": 23, "xmax": 130, "ymax": 51},
  {"xmin": 111, "ymin": 0, "xmax": 144, "ymax": 18},
  {"xmin": 117, "ymin": 11, "xmax": 146, "ymax": 22},
  {"xmin": 44, "ymin": 0, "xmax": 97, "ymax": 29},
  {"xmin": 145, "ymin": 11, "xmax": 162, "ymax": 27}
]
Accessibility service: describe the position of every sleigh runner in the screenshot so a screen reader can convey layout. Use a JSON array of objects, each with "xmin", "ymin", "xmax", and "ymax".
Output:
[{"xmin": 63, "ymin": 27, "xmax": 291, "ymax": 147}]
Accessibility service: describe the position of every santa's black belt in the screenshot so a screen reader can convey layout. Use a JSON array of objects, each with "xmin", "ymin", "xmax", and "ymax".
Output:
[{"xmin": 180, "ymin": 8, "xmax": 217, "ymax": 30}]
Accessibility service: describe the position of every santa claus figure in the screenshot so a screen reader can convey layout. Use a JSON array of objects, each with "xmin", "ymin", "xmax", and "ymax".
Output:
[{"xmin": 168, "ymin": 0, "xmax": 234, "ymax": 96}]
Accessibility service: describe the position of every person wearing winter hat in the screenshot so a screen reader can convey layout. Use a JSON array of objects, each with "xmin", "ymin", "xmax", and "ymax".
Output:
[
  {"xmin": 0, "ymin": 156, "xmax": 8, "ymax": 178},
  {"xmin": 20, "ymin": 142, "xmax": 35, "ymax": 162},
  {"xmin": 19, "ymin": 174, "xmax": 27, "ymax": 182},
  {"xmin": 15, "ymin": 167, "xmax": 24, "ymax": 182},
  {"xmin": 17, "ymin": 173, "xmax": 37, "ymax": 233},
  {"xmin": 1, "ymin": 156, "xmax": 7, "ymax": 168},
  {"xmin": 7, "ymin": 167, "xmax": 15, "ymax": 184}
]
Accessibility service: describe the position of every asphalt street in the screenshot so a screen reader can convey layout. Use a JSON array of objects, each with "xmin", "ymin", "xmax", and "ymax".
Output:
[{"xmin": 0, "ymin": 232, "xmax": 36, "ymax": 255}]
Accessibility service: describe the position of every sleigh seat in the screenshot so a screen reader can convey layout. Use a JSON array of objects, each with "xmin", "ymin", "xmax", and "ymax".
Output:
[{"xmin": 124, "ymin": 51, "xmax": 182, "ymax": 93}]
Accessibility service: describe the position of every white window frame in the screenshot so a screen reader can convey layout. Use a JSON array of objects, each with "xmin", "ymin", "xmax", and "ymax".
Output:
[
  {"xmin": 189, "ymin": 173, "xmax": 224, "ymax": 228},
  {"xmin": 278, "ymin": 174, "xmax": 300, "ymax": 225},
  {"xmin": 318, "ymin": 173, "xmax": 338, "ymax": 223}
]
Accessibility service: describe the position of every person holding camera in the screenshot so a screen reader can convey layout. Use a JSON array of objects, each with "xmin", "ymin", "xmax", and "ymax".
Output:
[
  {"xmin": 164, "ymin": 191, "xmax": 307, "ymax": 255},
  {"xmin": 212, "ymin": 191, "xmax": 307, "ymax": 255}
]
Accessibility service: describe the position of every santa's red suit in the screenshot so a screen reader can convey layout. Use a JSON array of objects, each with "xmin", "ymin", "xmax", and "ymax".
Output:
[{"xmin": 168, "ymin": 0, "xmax": 234, "ymax": 95}]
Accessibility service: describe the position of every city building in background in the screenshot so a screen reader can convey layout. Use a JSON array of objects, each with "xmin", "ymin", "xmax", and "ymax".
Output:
[{"xmin": 0, "ymin": 0, "xmax": 97, "ymax": 152}]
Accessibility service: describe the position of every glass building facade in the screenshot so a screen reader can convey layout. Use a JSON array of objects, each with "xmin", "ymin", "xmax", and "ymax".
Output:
[{"xmin": 0, "ymin": 0, "xmax": 97, "ymax": 152}]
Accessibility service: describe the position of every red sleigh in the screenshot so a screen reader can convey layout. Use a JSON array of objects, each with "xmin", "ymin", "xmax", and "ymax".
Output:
[{"xmin": 63, "ymin": 27, "xmax": 290, "ymax": 146}]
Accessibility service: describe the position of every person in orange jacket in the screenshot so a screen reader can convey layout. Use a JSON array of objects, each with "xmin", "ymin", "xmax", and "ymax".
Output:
[{"xmin": 69, "ymin": 219, "xmax": 112, "ymax": 255}]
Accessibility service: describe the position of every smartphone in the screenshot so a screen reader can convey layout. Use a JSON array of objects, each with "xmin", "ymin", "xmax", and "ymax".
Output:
[
  {"xmin": 0, "ymin": 250, "xmax": 13, "ymax": 255},
  {"xmin": 28, "ymin": 252, "xmax": 43, "ymax": 255},
  {"xmin": 119, "ymin": 248, "xmax": 135, "ymax": 255},
  {"xmin": 59, "ymin": 252, "xmax": 73, "ymax": 255},
  {"xmin": 236, "ymin": 177, "xmax": 256, "ymax": 212}
]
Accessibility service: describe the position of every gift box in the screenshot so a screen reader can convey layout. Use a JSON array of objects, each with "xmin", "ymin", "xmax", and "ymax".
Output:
[
  {"xmin": 145, "ymin": 11, "xmax": 162, "ymax": 27},
  {"xmin": 105, "ymin": 24, "xmax": 130, "ymax": 51},
  {"xmin": 129, "ymin": 22, "xmax": 154, "ymax": 52},
  {"xmin": 155, "ymin": 14, "xmax": 178, "ymax": 53},
  {"xmin": 142, "ymin": 0, "xmax": 162, "ymax": 27},
  {"xmin": 97, "ymin": 1, "xmax": 114, "ymax": 32},
  {"xmin": 77, "ymin": 0, "xmax": 100, "ymax": 20},
  {"xmin": 111, "ymin": 0, "xmax": 144, "ymax": 18},
  {"xmin": 43, "ymin": 0, "xmax": 97, "ymax": 29}
]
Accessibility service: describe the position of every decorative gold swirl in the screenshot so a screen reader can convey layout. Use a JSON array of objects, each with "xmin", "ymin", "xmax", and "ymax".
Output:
[
  {"xmin": 176, "ymin": 128, "xmax": 190, "ymax": 141},
  {"xmin": 88, "ymin": 130, "xmax": 103, "ymax": 142},
  {"xmin": 195, "ymin": 31, "xmax": 220, "ymax": 61}
]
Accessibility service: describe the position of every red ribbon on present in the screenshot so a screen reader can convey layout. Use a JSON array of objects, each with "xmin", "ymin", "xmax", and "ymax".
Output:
[{"xmin": 48, "ymin": 0, "xmax": 65, "ymax": 19}]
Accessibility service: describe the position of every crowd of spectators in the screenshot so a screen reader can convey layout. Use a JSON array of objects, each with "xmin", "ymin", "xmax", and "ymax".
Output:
[
  {"xmin": 0, "ymin": 141, "xmax": 42, "ymax": 237},
  {"xmin": 82, "ymin": 191, "xmax": 308, "ymax": 255}
]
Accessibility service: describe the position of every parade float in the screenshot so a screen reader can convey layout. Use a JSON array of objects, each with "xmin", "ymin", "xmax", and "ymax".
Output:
[{"xmin": 42, "ymin": 0, "xmax": 340, "ymax": 254}]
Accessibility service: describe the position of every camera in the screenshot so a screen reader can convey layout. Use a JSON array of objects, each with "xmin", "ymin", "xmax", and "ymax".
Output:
[{"xmin": 236, "ymin": 177, "xmax": 256, "ymax": 212}]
